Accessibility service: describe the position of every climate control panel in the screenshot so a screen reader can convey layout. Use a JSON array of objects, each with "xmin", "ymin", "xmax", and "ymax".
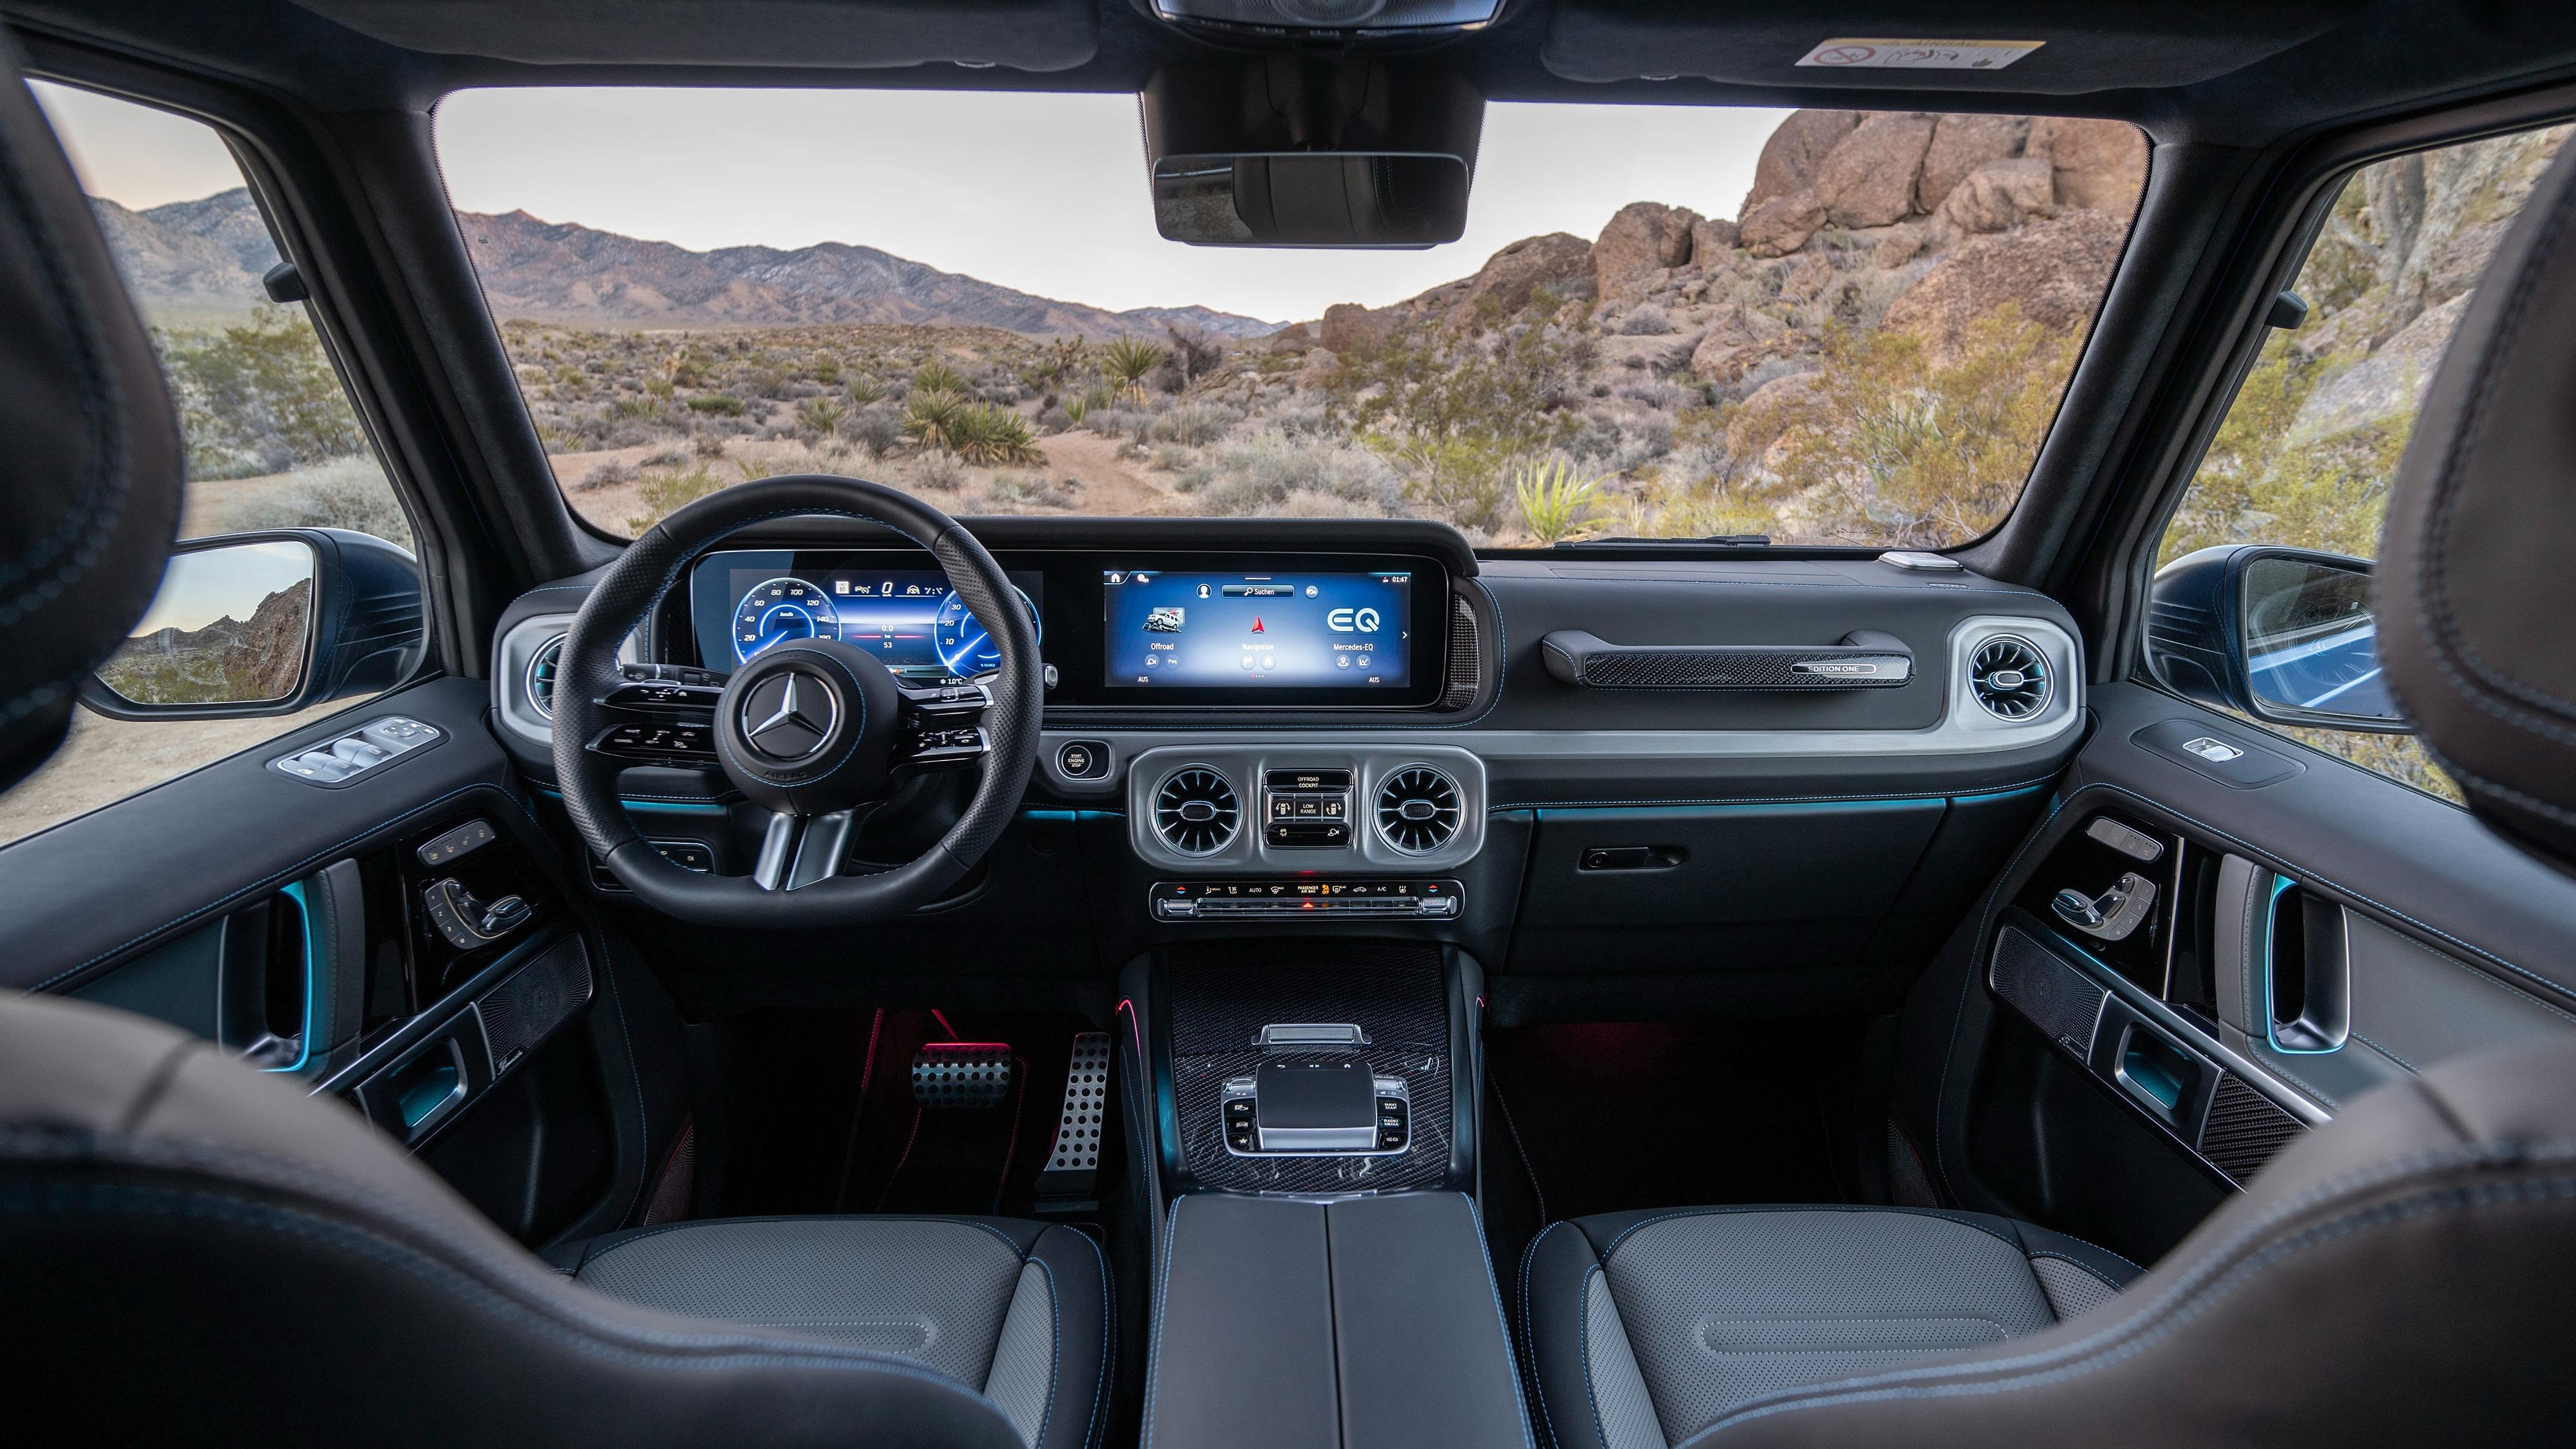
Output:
[{"xmin": 1123, "ymin": 744, "xmax": 1486, "ymax": 873}]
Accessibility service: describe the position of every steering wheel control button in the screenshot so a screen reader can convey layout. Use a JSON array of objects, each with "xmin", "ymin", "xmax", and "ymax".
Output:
[
  {"xmin": 267, "ymin": 716, "xmax": 442, "ymax": 787},
  {"xmin": 596, "ymin": 721, "xmax": 716, "ymax": 761},
  {"xmin": 740, "ymin": 670, "xmax": 838, "ymax": 761},
  {"xmin": 417, "ymin": 818, "xmax": 498, "ymax": 867}
]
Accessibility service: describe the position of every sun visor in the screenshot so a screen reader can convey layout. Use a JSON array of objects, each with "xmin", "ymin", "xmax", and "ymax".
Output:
[
  {"xmin": 290, "ymin": 0, "xmax": 1098, "ymax": 71},
  {"xmin": 1540, "ymin": 0, "xmax": 2356, "ymax": 94}
]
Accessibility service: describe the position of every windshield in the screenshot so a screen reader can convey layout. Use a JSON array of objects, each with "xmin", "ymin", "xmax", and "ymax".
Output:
[{"xmin": 434, "ymin": 91, "xmax": 2140, "ymax": 547}]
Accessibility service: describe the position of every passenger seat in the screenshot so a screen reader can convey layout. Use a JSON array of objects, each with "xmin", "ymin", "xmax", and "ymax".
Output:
[{"xmin": 1520, "ymin": 1205, "xmax": 2136, "ymax": 1448}]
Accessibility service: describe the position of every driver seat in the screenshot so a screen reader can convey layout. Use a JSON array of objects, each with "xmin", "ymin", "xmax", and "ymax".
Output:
[{"xmin": 0, "ymin": 45, "xmax": 1103, "ymax": 1449}]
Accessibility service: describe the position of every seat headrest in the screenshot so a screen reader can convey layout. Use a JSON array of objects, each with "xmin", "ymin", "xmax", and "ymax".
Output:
[
  {"xmin": 0, "ymin": 43, "xmax": 187, "ymax": 790},
  {"xmin": 2377, "ymin": 139, "xmax": 2576, "ymax": 871}
]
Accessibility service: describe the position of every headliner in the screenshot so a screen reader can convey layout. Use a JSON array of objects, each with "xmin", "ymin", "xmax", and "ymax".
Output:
[{"xmin": 8, "ymin": 0, "xmax": 2576, "ymax": 149}]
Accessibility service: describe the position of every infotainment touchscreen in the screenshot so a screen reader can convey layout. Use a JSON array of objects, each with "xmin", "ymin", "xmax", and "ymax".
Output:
[{"xmin": 1103, "ymin": 569, "xmax": 1412, "ymax": 688}]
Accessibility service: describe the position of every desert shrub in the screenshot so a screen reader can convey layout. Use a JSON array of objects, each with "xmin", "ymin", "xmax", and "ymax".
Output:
[
  {"xmin": 687, "ymin": 395, "xmax": 748, "ymax": 416},
  {"xmin": 911, "ymin": 449, "xmax": 966, "ymax": 490},
  {"xmin": 201, "ymin": 455, "xmax": 414, "ymax": 550},
  {"xmin": 983, "ymin": 471, "xmax": 1073, "ymax": 509},
  {"xmin": 737, "ymin": 457, "xmax": 781, "ymax": 482},
  {"xmin": 691, "ymin": 433, "xmax": 728, "ymax": 460},
  {"xmin": 158, "ymin": 307, "xmax": 367, "ymax": 478},
  {"xmin": 1036, "ymin": 404, "xmax": 1074, "ymax": 433},
  {"xmin": 1195, "ymin": 431, "xmax": 1402, "ymax": 517},
  {"xmin": 1085, "ymin": 407, "xmax": 1155, "ymax": 444},
  {"xmin": 626, "ymin": 464, "xmax": 725, "ymax": 532},
  {"xmin": 609, "ymin": 395, "xmax": 664, "ymax": 419},
  {"xmin": 1151, "ymin": 403, "xmax": 1241, "ymax": 446},
  {"xmin": 1149, "ymin": 443, "xmax": 1193, "ymax": 471},
  {"xmin": 1775, "ymin": 304, "xmax": 2074, "ymax": 547},
  {"xmin": 1615, "ymin": 305, "xmax": 1673, "ymax": 336},
  {"xmin": 848, "ymin": 406, "xmax": 903, "ymax": 459},
  {"xmin": 1513, "ymin": 456, "xmax": 1604, "ymax": 543},
  {"xmin": 577, "ymin": 459, "xmax": 638, "ymax": 491},
  {"xmin": 846, "ymin": 376, "xmax": 887, "ymax": 406},
  {"xmin": 1163, "ymin": 325, "xmax": 1226, "ymax": 388}
]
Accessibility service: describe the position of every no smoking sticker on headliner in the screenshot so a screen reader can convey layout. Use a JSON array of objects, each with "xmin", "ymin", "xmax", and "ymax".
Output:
[{"xmin": 1796, "ymin": 38, "xmax": 2043, "ymax": 70}]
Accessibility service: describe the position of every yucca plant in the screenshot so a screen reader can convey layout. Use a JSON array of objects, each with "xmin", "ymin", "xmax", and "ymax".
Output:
[
  {"xmin": 846, "ymin": 376, "xmax": 886, "ymax": 406},
  {"xmin": 1100, "ymin": 336, "xmax": 1167, "ymax": 404},
  {"xmin": 950, "ymin": 404, "xmax": 1047, "ymax": 466},
  {"xmin": 1513, "ymin": 455, "xmax": 1604, "ymax": 544},
  {"xmin": 903, "ymin": 390, "xmax": 970, "ymax": 451},
  {"xmin": 797, "ymin": 397, "xmax": 848, "ymax": 437},
  {"xmin": 913, "ymin": 360, "xmax": 969, "ymax": 396},
  {"xmin": 1063, "ymin": 395, "xmax": 1090, "ymax": 427}
]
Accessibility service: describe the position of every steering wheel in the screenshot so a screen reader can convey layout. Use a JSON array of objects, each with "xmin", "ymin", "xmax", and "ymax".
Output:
[{"xmin": 550, "ymin": 475, "xmax": 1041, "ymax": 927}]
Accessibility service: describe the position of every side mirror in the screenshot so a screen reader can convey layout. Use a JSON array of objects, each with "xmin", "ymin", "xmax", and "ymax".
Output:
[
  {"xmin": 2148, "ymin": 545, "xmax": 2409, "ymax": 734},
  {"xmin": 81, "ymin": 528, "xmax": 424, "ymax": 721}
]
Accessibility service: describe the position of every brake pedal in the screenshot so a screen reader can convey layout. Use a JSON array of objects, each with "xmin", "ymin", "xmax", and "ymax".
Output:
[
  {"xmin": 911, "ymin": 1042, "xmax": 1014, "ymax": 1109},
  {"xmin": 1035, "ymin": 1032, "xmax": 1112, "ymax": 1213}
]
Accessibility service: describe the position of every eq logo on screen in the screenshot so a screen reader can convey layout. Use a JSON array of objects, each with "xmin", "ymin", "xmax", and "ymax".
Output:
[{"xmin": 1327, "ymin": 607, "xmax": 1382, "ymax": 633}]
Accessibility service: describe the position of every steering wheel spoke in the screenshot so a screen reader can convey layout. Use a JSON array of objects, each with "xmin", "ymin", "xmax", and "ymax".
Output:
[
  {"xmin": 892, "ymin": 678, "xmax": 992, "ymax": 770},
  {"xmin": 752, "ymin": 808, "xmax": 857, "ymax": 890}
]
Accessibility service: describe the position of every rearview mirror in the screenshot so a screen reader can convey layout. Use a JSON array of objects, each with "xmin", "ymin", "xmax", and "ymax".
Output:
[
  {"xmin": 1152, "ymin": 152, "xmax": 1471, "ymax": 247},
  {"xmin": 2147, "ymin": 545, "xmax": 2409, "ymax": 734},
  {"xmin": 81, "ymin": 528, "xmax": 425, "ymax": 721}
]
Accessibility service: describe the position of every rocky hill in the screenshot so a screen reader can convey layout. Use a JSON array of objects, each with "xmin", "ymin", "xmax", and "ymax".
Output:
[
  {"xmin": 93, "ymin": 188, "xmax": 1277, "ymax": 340},
  {"xmin": 99, "ymin": 577, "xmax": 311, "ymax": 705}
]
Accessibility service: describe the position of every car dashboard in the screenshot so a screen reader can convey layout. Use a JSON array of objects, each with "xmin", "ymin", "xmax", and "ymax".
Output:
[{"xmin": 488, "ymin": 515, "xmax": 2086, "ymax": 1014}]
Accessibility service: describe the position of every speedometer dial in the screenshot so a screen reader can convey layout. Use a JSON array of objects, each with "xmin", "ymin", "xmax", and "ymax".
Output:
[
  {"xmin": 933, "ymin": 586, "xmax": 1040, "ymax": 677},
  {"xmin": 733, "ymin": 578, "xmax": 840, "ymax": 664}
]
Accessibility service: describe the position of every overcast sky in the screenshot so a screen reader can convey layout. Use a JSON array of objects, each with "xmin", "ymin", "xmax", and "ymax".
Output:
[{"xmin": 37, "ymin": 79, "xmax": 1787, "ymax": 322}]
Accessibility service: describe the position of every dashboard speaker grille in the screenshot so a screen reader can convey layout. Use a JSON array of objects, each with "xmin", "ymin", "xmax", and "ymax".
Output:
[
  {"xmin": 1441, "ymin": 596, "xmax": 1479, "ymax": 709},
  {"xmin": 1376, "ymin": 766, "xmax": 1462, "ymax": 854},
  {"xmin": 2202, "ymin": 1073, "xmax": 2307, "ymax": 1186},
  {"xmin": 1154, "ymin": 767, "xmax": 1240, "ymax": 854},
  {"xmin": 1970, "ymin": 635, "xmax": 2052, "ymax": 719}
]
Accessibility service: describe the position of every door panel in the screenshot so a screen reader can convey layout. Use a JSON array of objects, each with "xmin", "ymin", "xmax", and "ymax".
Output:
[
  {"xmin": 0, "ymin": 675, "xmax": 680, "ymax": 1246},
  {"xmin": 1903, "ymin": 681, "xmax": 2576, "ymax": 1263}
]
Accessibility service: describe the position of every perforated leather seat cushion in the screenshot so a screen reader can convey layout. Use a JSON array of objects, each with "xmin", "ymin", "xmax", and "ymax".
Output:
[
  {"xmin": 555, "ymin": 1215, "xmax": 1110, "ymax": 1449},
  {"xmin": 1520, "ymin": 1206, "xmax": 2139, "ymax": 1449}
]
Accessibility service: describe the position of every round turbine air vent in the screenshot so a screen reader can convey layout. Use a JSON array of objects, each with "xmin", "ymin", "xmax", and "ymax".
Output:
[
  {"xmin": 1154, "ymin": 768, "xmax": 1240, "ymax": 855},
  {"xmin": 1969, "ymin": 635, "xmax": 2052, "ymax": 720},
  {"xmin": 526, "ymin": 634, "xmax": 567, "ymax": 719},
  {"xmin": 1377, "ymin": 766, "xmax": 1462, "ymax": 854}
]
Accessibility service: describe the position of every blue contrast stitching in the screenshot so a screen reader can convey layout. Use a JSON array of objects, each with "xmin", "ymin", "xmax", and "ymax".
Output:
[
  {"xmin": 1023, "ymin": 1249, "xmax": 1062, "ymax": 1449},
  {"xmin": 1597, "ymin": 1204, "xmax": 2028, "ymax": 1267},
  {"xmin": 1072, "ymin": 1226, "xmax": 1110, "ymax": 1449},
  {"xmin": 1520, "ymin": 1222, "xmax": 1569, "ymax": 1449},
  {"xmin": 1141, "ymin": 1195, "xmax": 1184, "ymax": 1449},
  {"xmin": 1461, "ymin": 1195, "xmax": 1539, "ymax": 1449},
  {"xmin": 1579, "ymin": 1262, "xmax": 1612, "ymax": 1449}
]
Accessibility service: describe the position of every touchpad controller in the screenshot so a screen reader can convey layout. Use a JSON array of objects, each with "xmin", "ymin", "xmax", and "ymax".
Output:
[{"xmin": 1227, "ymin": 1053, "xmax": 1411, "ymax": 1155}]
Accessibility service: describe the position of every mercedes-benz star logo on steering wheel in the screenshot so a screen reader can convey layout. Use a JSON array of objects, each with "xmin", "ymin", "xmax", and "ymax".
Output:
[{"xmin": 740, "ymin": 669, "xmax": 838, "ymax": 761}]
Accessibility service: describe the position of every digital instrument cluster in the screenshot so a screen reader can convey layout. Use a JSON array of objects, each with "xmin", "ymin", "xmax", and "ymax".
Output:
[{"xmin": 720, "ymin": 568, "xmax": 1039, "ymax": 680}]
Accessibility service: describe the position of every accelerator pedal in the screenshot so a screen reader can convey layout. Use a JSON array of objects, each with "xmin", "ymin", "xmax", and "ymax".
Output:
[
  {"xmin": 911, "ymin": 1042, "xmax": 1014, "ymax": 1109},
  {"xmin": 1035, "ymin": 1031, "xmax": 1112, "ymax": 1214}
]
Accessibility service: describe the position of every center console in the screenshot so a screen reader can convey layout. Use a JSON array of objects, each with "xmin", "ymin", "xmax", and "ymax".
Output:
[{"xmin": 1131, "ymin": 939, "xmax": 1526, "ymax": 1448}]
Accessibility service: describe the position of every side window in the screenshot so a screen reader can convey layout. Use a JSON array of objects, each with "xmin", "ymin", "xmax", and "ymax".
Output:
[
  {"xmin": 2157, "ymin": 123, "xmax": 2571, "ymax": 801},
  {"xmin": 0, "ymin": 83, "xmax": 414, "ymax": 847}
]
